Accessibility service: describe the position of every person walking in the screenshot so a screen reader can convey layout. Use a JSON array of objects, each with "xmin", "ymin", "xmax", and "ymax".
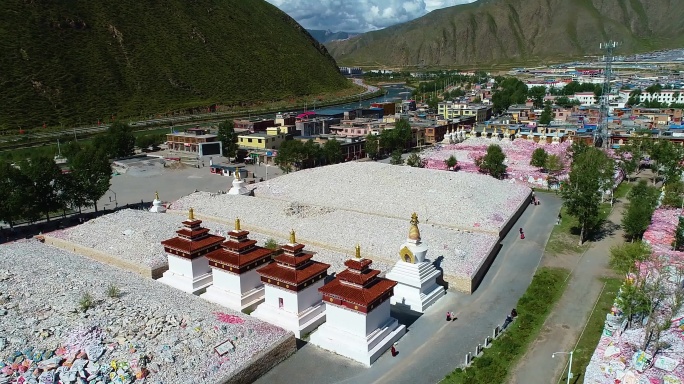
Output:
[
  {"xmin": 446, "ymin": 311, "xmax": 451, "ymax": 321},
  {"xmin": 391, "ymin": 344, "xmax": 398, "ymax": 357},
  {"xmin": 519, "ymin": 227, "xmax": 525, "ymax": 240}
]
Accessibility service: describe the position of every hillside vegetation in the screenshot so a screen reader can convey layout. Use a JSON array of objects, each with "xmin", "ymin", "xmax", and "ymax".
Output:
[
  {"xmin": 327, "ymin": 0, "xmax": 684, "ymax": 67},
  {"xmin": 0, "ymin": 0, "xmax": 349, "ymax": 131}
]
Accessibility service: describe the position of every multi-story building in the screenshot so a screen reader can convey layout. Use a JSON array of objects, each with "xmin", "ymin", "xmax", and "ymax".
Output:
[
  {"xmin": 639, "ymin": 90, "xmax": 684, "ymax": 105},
  {"xmin": 437, "ymin": 102, "xmax": 492, "ymax": 122},
  {"xmin": 238, "ymin": 127, "xmax": 287, "ymax": 150},
  {"xmin": 572, "ymin": 92, "xmax": 597, "ymax": 106},
  {"xmin": 329, "ymin": 118, "xmax": 387, "ymax": 138},
  {"xmin": 371, "ymin": 102, "xmax": 397, "ymax": 116},
  {"xmin": 234, "ymin": 119, "xmax": 275, "ymax": 133},
  {"xmin": 295, "ymin": 117, "xmax": 341, "ymax": 136},
  {"xmin": 166, "ymin": 128, "xmax": 222, "ymax": 156}
]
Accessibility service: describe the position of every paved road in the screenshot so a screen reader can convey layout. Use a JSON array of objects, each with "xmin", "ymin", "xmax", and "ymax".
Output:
[
  {"xmin": 509, "ymin": 201, "xmax": 625, "ymax": 383},
  {"xmin": 255, "ymin": 194, "xmax": 562, "ymax": 384}
]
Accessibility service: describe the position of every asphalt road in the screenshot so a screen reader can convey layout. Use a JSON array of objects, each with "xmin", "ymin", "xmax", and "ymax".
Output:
[{"xmin": 255, "ymin": 193, "xmax": 562, "ymax": 384}]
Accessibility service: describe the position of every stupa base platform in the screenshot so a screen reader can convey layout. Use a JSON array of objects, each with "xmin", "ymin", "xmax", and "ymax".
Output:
[
  {"xmin": 251, "ymin": 302, "xmax": 326, "ymax": 338},
  {"xmin": 309, "ymin": 317, "xmax": 406, "ymax": 366},
  {"xmin": 157, "ymin": 271, "xmax": 212, "ymax": 295},
  {"xmin": 386, "ymin": 261, "xmax": 445, "ymax": 313},
  {"xmin": 200, "ymin": 285, "xmax": 265, "ymax": 313}
]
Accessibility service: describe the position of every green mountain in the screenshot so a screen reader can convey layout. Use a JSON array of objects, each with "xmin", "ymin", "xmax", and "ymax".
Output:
[
  {"xmin": 307, "ymin": 29, "xmax": 357, "ymax": 44},
  {"xmin": 327, "ymin": 0, "xmax": 684, "ymax": 67},
  {"xmin": 0, "ymin": 0, "xmax": 349, "ymax": 131}
]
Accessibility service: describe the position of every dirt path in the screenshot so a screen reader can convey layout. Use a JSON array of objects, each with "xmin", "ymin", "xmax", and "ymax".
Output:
[{"xmin": 508, "ymin": 201, "xmax": 626, "ymax": 384}]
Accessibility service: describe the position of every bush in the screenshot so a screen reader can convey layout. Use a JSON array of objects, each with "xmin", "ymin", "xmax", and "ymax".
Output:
[
  {"xmin": 78, "ymin": 292, "xmax": 95, "ymax": 312},
  {"xmin": 106, "ymin": 283, "xmax": 121, "ymax": 298},
  {"xmin": 442, "ymin": 268, "xmax": 568, "ymax": 384}
]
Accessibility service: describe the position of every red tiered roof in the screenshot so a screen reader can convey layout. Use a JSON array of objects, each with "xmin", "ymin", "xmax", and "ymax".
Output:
[
  {"xmin": 161, "ymin": 216, "xmax": 224, "ymax": 259},
  {"xmin": 206, "ymin": 225, "xmax": 274, "ymax": 274},
  {"xmin": 256, "ymin": 240, "xmax": 329, "ymax": 292},
  {"xmin": 319, "ymin": 257, "xmax": 396, "ymax": 314}
]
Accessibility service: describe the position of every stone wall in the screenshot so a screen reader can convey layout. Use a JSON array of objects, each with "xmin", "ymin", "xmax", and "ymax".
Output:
[
  {"xmin": 223, "ymin": 333, "xmax": 296, "ymax": 384},
  {"xmin": 42, "ymin": 235, "xmax": 167, "ymax": 279}
]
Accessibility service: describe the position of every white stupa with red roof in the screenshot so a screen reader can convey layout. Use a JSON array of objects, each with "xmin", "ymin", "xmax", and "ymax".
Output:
[
  {"xmin": 251, "ymin": 230, "xmax": 330, "ymax": 338},
  {"xmin": 158, "ymin": 208, "xmax": 225, "ymax": 294},
  {"xmin": 309, "ymin": 245, "xmax": 406, "ymax": 366},
  {"xmin": 385, "ymin": 212, "xmax": 445, "ymax": 312},
  {"xmin": 200, "ymin": 218, "xmax": 274, "ymax": 312}
]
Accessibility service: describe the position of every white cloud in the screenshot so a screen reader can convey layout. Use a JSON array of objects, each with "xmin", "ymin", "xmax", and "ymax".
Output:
[{"xmin": 265, "ymin": 0, "xmax": 474, "ymax": 33}]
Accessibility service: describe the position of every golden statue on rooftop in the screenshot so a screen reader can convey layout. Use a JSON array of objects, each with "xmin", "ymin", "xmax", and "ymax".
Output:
[
  {"xmin": 355, "ymin": 244, "xmax": 361, "ymax": 259},
  {"xmin": 408, "ymin": 212, "xmax": 421, "ymax": 241},
  {"xmin": 188, "ymin": 207, "xmax": 195, "ymax": 221},
  {"xmin": 235, "ymin": 218, "xmax": 241, "ymax": 231},
  {"xmin": 235, "ymin": 169, "xmax": 241, "ymax": 180},
  {"xmin": 155, "ymin": 191, "xmax": 160, "ymax": 200},
  {"xmin": 290, "ymin": 229, "xmax": 296, "ymax": 244}
]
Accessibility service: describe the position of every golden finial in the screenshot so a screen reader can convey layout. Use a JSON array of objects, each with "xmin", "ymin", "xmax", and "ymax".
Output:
[
  {"xmin": 188, "ymin": 207, "xmax": 195, "ymax": 221},
  {"xmin": 289, "ymin": 229, "xmax": 296, "ymax": 244},
  {"xmin": 235, "ymin": 169, "xmax": 241, "ymax": 180},
  {"xmin": 355, "ymin": 244, "xmax": 361, "ymax": 259},
  {"xmin": 155, "ymin": 191, "xmax": 159, "ymax": 200},
  {"xmin": 408, "ymin": 212, "xmax": 421, "ymax": 241},
  {"xmin": 235, "ymin": 218, "xmax": 241, "ymax": 231}
]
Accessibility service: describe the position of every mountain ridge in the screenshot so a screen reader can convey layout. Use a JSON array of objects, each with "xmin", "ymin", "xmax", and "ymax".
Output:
[
  {"xmin": 307, "ymin": 29, "xmax": 358, "ymax": 43},
  {"xmin": 0, "ymin": 0, "xmax": 349, "ymax": 131},
  {"xmin": 326, "ymin": 0, "xmax": 684, "ymax": 67}
]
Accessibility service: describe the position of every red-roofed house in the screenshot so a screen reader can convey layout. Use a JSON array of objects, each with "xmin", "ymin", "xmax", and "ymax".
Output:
[
  {"xmin": 251, "ymin": 231, "xmax": 330, "ymax": 338},
  {"xmin": 159, "ymin": 209, "xmax": 225, "ymax": 294},
  {"xmin": 309, "ymin": 246, "xmax": 406, "ymax": 366},
  {"xmin": 200, "ymin": 218, "xmax": 275, "ymax": 312}
]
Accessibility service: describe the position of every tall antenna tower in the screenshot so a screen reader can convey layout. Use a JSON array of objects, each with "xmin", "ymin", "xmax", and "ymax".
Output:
[{"xmin": 595, "ymin": 41, "xmax": 619, "ymax": 148}]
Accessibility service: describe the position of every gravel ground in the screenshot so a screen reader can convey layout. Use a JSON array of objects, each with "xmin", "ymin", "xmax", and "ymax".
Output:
[
  {"xmin": 0, "ymin": 240, "xmax": 289, "ymax": 384},
  {"xmin": 171, "ymin": 193, "xmax": 499, "ymax": 280},
  {"xmin": 45, "ymin": 209, "xmax": 392, "ymax": 277},
  {"xmin": 247, "ymin": 161, "xmax": 530, "ymax": 233}
]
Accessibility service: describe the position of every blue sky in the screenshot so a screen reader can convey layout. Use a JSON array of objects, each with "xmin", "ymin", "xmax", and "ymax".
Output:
[{"xmin": 265, "ymin": 0, "xmax": 474, "ymax": 33}]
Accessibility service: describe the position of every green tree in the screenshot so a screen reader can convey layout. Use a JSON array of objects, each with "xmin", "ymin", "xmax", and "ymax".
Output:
[
  {"xmin": 476, "ymin": 144, "xmax": 507, "ymax": 179},
  {"xmin": 390, "ymin": 149, "xmax": 404, "ymax": 165},
  {"xmin": 394, "ymin": 119, "xmax": 413, "ymax": 150},
  {"xmin": 674, "ymin": 216, "xmax": 684, "ymax": 251},
  {"xmin": 20, "ymin": 155, "xmax": 65, "ymax": 222},
  {"xmin": 622, "ymin": 203, "xmax": 657, "ymax": 241},
  {"xmin": 405, "ymin": 152, "xmax": 423, "ymax": 167},
  {"xmin": 0, "ymin": 161, "xmax": 30, "ymax": 228},
  {"xmin": 365, "ymin": 134, "xmax": 380, "ymax": 160},
  {"xmin": 662, "ymin": 181, "xmax": 684, "ymax": 208},
  {"xmin": 539, "ymin": 102, "xmax": 553, "ymax": 125},
  {"xmin": 274, "ymin": 139, "xmax": 301, "ymax": 173},
  {"xmin": 528, "ymin": 86, "xmax": 546, "ymax": 108},
  {"xmin": 68, "ymin": 146, "xmax": 112, "ymax": 212},
  {"xmin": 217, "ymin": 120, "xmax": 239, "ymax": 161},
  {"xmin": 609, "ymin": 241, "xmax": 651, "ymax": 276},
  {"xmin": 444, "ymin": 155, "xmax": 458, "ymax": 171},
  {"xmin": 554, "ymin": 96, "xmax": 580, "ymax": 108},
  {"xmin": 530, "ymin": 148, "xmax": 548, "ymax": 170},
  {"xmin": 561, "ymin": 147, "xmax": 611, "ymax": 244},
  {"xmin": 323, "ymin": 139, "xmax": 343, "ymax": 164},
  {"xmin": 545, "ymin": 154, "xmax": 563, "ymax": 174},
  {"xmin": 101, "ymin": 122, "xmax": 135, "ymax": 159}
]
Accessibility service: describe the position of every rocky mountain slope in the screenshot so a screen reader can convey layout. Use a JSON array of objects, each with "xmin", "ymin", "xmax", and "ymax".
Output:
[{"xmin": 327, "ymin": 0, "xmax": 684, "ymax": 67}]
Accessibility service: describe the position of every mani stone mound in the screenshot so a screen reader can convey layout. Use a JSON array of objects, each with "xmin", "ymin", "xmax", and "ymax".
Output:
[
  {"xmin": 0, "ymin": 240, "xmax": 294, "ymax": 384},
  {"xmin": 250, "ymin": 161, "xmax": 531, "ymax": 235}
]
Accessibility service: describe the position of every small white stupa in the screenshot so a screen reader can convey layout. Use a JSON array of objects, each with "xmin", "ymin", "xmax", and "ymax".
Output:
[
  {"xmin": 385, "ymin": 213, "xmax": 445, "ymax": 313},
  {"xmin": 227, "ymin": 169, "xmax": 249, "ymax": 195},
  {"xmin": 149, "ymin": 191, "xmax": 166, "ymax": 213},
  {"xmin": 441, "ymin": 129, "xmax": 453, "ymax": 145}
]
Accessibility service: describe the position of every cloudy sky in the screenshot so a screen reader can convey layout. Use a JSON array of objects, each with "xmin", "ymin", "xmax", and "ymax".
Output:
[{"xmin": 265, "ymin": 0, "xmax": 474, "ymax": 33}]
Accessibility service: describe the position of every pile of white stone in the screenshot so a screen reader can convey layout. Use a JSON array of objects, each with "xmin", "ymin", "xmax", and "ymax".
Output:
[
  {"xmin": 171, "ymin": 193, "xmax": 500, "ymax": 282},
  {"xmin": 48, "ymin": 209, "xmax": 391, "ymax": 277},
  {"xmin": 0, "ymin": 240, "xmax": 289, "ymax": 384},
  {"xmin": 248, "ymin": 162, "xmax": 530, "ymax": 233}
]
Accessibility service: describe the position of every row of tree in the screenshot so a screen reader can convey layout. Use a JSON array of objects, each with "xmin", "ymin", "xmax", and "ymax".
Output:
[
  {"xmin": 274, "ymin": 139, "xmax": 344, "ymax": 173},
  {"xmin": 491, "ymin": 78, "xmax": 602, "ymax": 113},
  {"xmin": 364, "ymin": 119, "xmax": 413, "ymax": 160}
]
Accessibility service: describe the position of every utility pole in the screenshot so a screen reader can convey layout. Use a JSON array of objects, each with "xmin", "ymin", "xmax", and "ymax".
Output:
[{"xmin": 595, "ymin": 41, "xmax": 619, "ymax": 149}]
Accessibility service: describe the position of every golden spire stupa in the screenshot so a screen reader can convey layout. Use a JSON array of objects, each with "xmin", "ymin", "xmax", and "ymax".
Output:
[
  {"xmin": 408, "ymin": 212, "xmax": 421, "ymax": 241},
  {"xmin": 355, "ymin": 243, "xmax": 361, "ymax": 259},
  {"xmin": 235, "ymin": 169, "xmax": 241, "ymax": 180},
  {"xmin": 289, "ymin": 229, "xmax": 296, "ymax": 244},
  {"xmin": 235, "ymin": 218, "xmax": 241, "ymax": 231},
  {"xmin": 155, "ymin": 191, "xmax": 160, "ymax": 200},
  {"xmin": 188, "ymin": 207, "xmax": 195, "ymax": 221}
]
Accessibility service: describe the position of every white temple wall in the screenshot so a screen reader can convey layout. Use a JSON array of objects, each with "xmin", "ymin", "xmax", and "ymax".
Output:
[
  {"xmin": 264, "ymin": 285, "xmax": 299, "ymax": 314},
  {"xmin": 240, "ymin": 269, "xmax": 262, "ymax": 292},
  {"xmin": 325, "ymin": 304, "xmax": 367, "ymax": 337},
  {"xmin": 167, "ymin": 254, "xmax": 210, "ymax": 279},
  {"xmin": 365, "ymin": 300, "xmax": 392, "ymax": 335},
  {"xmin": 212, "ymin": 269, "xmax": 242, "ymax": 293},
  {"xmin": 297, "ymin": 280, "xmax": 325, "ymax": 313}
]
